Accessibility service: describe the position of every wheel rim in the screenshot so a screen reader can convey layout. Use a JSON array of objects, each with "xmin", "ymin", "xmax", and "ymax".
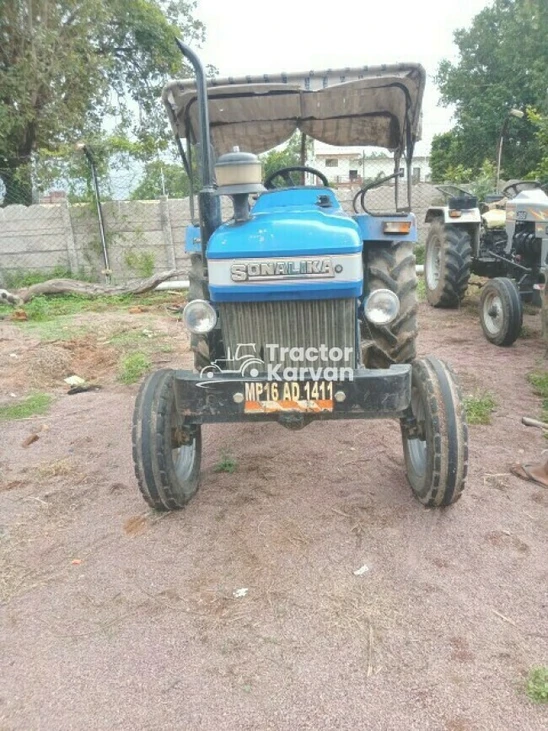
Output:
[
  {"xmin": 407, "ymin": 387, "xmax": 427, "ymax": 479},
  {"xmin": 173, "ymin": 441, "xmax": 197, "ymax": 482},
  {"xmin": 482, "ymin": 291, "xmax": 503, "ymax": 336},
  {"xmin": 426, "ymin": 238, "xmax": 441, "ymax": 290},
  {"xmin": 171, "ymin": 411, "xmax": 197, "ymax": 482}
]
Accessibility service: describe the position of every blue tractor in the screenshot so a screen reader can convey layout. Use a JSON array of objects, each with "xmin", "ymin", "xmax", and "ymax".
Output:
[{"xmin": 132, "ymin": 42, "xmax": 468, "ymax": 510}]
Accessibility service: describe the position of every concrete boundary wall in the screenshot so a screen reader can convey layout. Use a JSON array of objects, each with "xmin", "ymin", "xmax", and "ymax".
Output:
[
  {"xmin": 0, "ymin": 197, "xmax": 195, "ymax": 286},
  {"xmin": 0, "ymin": 184, "xmax": 439, "ymax": 286}
]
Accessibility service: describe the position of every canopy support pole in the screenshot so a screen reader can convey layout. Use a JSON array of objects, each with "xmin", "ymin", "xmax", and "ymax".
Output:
[{"xmin": 300, "ymin": 133, "xmax": 307, "ymax": 185}]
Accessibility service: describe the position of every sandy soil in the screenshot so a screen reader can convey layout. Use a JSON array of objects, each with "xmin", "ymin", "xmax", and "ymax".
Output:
[{"xmin": 1, "ymin": 296, "xmax": 547, "ymax": 731}]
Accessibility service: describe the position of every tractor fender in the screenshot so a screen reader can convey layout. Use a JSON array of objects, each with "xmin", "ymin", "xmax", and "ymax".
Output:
[
  {"xmin": 425, "ymin": 206, "xmax": 482, "ymax": 257},
  {"xmin": 425, "ymin": 206, "xmax": 447, "ymax": 224},
  {"xmin": 425, "ymin": 206, "xmax": 482, "ymax": 226}
]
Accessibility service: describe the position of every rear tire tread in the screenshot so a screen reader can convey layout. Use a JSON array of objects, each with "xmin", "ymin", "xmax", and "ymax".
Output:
[
  {"xmin": 363, "ymin": 241, "xmax": 418, "ymax": 368},
  {"xmin": 188, "ymin": 252, "xmax": 211, "ymax": 372},
  {"xmin": 426, "ymin": 222, "xmax": 472, "ymax": 308}
]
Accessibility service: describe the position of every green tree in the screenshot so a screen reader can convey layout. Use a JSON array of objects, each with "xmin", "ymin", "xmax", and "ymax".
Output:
[
  {"xmin": 528, "ymin": 109, "xmax": 548, "ymax": 182},
  {"xmin": 435, "ymin": 0, "xmax": 548, "ymax": 180},
  {"xmin": 430, "ymin": 131, "xmax": 464, "ymax": 183},
  {"xmin": 260, "ymin": 133, "xmax": 309, "ymax": 181},
  {"xmin": 0, "ymin": 1, "xmax": 205, "ymax": 205},
  {"xmin": 31, "ymin": 133, "xmax": 164, "ymax": 203},
  {"xmin": 131, "ymin": 159, "xmax": 193, "ymax": 199}
]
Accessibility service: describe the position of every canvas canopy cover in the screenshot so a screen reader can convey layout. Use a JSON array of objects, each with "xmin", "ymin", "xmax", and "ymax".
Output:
[{"xmin": 162, "ymin": 64, "xmax": 426, "ymax": 159}]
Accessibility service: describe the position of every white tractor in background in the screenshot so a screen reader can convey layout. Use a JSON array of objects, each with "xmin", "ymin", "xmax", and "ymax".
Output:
[{"xmin": 424, "ymin": 181, "xmax": 548, "ymax": 346}]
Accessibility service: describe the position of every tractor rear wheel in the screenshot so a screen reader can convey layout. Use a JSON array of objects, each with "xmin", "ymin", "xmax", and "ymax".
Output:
[
  {"xmin": 362, "ymin": 240, "xmax": 418, "ymax": 368},
  {"xmin": 132, "ymin": 369, "xmax": 202, "ymax": 510},
  {"xmin": 425, "ymin": 221, "xmax": 472, "ymax": 308},
  {"xmin": 188, "ymin": 253, "xmax": 211, "ymax": 372},
  {"xmin": 479, "ymin": 277, "xmax": 522, "ymax": 346},
  {"xmin": 401, "ymin": 357, "xmax": 468, "ymax": 507}
]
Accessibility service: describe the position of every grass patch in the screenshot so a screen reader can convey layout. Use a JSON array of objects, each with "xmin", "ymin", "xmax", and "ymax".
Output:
[
  {"xmin": 128, "ymin": 291, "xmax": 187, "ymax": 307},
  {"xmin": 109, "ymin": 328, "xmax": 158, "ymax": 348},
  {"xmin": 0, "ymin": 393, "xmax": 52, "ymax": 421},
  {"xmin": 108, "ymin": 327, "xmax": 177, "ymax": 361},
  {"xmin": 37, "ymin": 459, "xmax": 73, "ymax": 478},
  {"xmin": 23, "ymin": 320, "xmax": 90, "ymax": 342},
  {"xmin": 526, "ymin": 666, "xmax": 548, "ymax": 703},
  {"xmin": 118, "ymin": 352, "xmax": 151, "ymax": 384},
  {"xmin": 2, "ymin": 291, "xmax": 185, "ymax": 323},
  {"xmin": 24, "ymin": 295, "xmax": 87, "ymax": 321},
  {"xmin": 214, "ymin": 451, "xmax": 237, "ymax": 474},
  {"xmin": 416, "ymin": 276, "xmax": 426, "ymax": 302},
  {"xmin": 414, "ymin": 243, "xmax": 425, "ymax": 266},
  {"xmin": 464, "ymin": 392, "xmax": 497, "ymax": 425},
  {"xmin": 1, "ymin": 266, "xmax": 93, "ymax": 290},
  {"xmin": 519, "ymin": 325, "xmax": 533, "ymax": 339},
  {"xmin": 527, "ymin": 371, "xmax": 548, "ymax": 422}
]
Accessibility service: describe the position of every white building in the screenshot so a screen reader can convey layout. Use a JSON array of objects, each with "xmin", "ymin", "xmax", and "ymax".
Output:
[{"xmin": 309, "ymin": 141, "xmax": 431, "ymax": 186}]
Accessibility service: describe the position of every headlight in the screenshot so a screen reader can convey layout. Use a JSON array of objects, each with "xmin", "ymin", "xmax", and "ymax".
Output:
[
  {"xmin": 364, "ymin": 289, "xmax": 400, "ymax": 326},
  {"xmin": 182, "ymin": 299, "xmax": 217, "ymax": 334}
]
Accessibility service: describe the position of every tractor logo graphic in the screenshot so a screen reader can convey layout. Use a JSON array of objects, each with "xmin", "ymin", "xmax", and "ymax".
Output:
[{"xmin": 199, "ymin": 343, "xmax": 265, "ymax": 381}]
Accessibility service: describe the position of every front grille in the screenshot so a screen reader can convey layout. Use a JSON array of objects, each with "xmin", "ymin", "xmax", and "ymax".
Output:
[{"xmin": 218, "ymin": 299, "xmax": 356, "ymax": 371}]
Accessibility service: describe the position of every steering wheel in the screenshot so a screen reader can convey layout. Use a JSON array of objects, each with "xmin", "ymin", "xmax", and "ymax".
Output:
[
  {"xmin": 264, "ymin": 166, "xmax": 329, "ymax": 190},
  {"xmin": 502, "ymin": 180, "xmax": 541, "ymax": 199}
]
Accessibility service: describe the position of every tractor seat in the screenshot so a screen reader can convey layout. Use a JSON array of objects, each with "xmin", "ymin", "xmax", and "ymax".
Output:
[{"xmin": 482, "ymin": 209, "xmax": 506, "ymax": 229}]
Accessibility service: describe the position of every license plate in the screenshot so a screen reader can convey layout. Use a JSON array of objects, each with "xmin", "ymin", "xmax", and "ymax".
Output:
[{"xmin": 244, "ymin": 381, "xmax": 334, "ymax": 413}]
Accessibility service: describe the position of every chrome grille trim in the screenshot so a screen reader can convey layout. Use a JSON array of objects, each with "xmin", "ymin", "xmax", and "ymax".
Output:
[{"xmin": 219, "ymin": 299, "xmax": 357, "ymax": 371}]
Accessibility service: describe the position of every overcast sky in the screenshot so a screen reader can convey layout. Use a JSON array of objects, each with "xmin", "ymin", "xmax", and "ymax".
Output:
[{"xmin": 193, "ymin": 0, "xmax": 493, "ymax": 155}]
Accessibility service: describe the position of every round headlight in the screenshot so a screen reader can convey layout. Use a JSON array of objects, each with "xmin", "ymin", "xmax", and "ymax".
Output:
[
  {"xmin": 182, "ymin": 299, "xmax": 217, "ymax": 334},
  {"xmin": 364, "ymin": 289, "xmax": 400, "ymax": 326}
]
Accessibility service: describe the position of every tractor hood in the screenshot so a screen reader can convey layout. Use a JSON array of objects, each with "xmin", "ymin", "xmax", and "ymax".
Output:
[{"xmin": 207, "ymin": 188, "xmax": 363, "ymax": 302}]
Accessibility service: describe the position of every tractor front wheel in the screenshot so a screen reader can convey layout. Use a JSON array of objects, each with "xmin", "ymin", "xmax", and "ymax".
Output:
[
  {"xmin": 132, "ymin": 369, "xmax": 202, "ymax": 510},
  {"xmin": 401, "ymin": 357, "xmax": 468, "ymax": 507},
  {"xmin": 425, "ymin": 222, "xmax": 472, "ymax": 308},
  {"xmin": 479, "ymin": 277, "xmax": 522, "ymax": 346}
]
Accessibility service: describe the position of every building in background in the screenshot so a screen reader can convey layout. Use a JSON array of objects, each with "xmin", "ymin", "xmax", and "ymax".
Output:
[
  {"xmin": 309, "ymin": 141, "xmax": 431, "ymax": 187},
  {"xmin": 39, "ymin": 190, "xmax": 68, "ymax": 205}
]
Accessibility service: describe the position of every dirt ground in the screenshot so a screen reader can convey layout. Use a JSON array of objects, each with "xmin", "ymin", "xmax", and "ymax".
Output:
[{"xmin": 1, "ymin": 293, "xmax": 548, "ymax": 731}]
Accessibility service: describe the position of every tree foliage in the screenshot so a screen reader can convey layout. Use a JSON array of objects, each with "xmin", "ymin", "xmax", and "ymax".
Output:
[
  {"xmin": 131, "ymin": 159, "xmax": 192, "ymax": 199},
  {"xmin": 31, "ymin": 134, "xmax": 165, "ymax": 202},
  {"xmin": 528, "ymin": 109, "xmax": 548, "ymax": 182},
  {"xmin": 430, "ymin": 132, "xmax": 460, "ymax": 184},
  {"xmin": 260, "ymin": 133, "xmax": 308, "ymax": 181},
  {"xmin": 0, "ymin": 1, "xmax": 204, "ymax": 204},
  {"xmin": 434, "ymin": 0, "xmax": 548, "ymax": 181}
]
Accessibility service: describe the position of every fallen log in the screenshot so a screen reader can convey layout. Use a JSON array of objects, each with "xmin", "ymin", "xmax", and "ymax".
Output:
[
  {"xmin": 522, "ymin": 416, "xmax": 548, "ymax": 430},
  {"xmin": 0, "ymin": 269, "xmax": 187, "ymax": 306}
]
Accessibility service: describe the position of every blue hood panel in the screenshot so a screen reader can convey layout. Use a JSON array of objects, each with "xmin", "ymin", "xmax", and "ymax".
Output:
[
  {"xmin": 207, "ymin": 188, "xmax": 362, "ymax": 259},
  {"xmin": 207, "ymin": 188, "xmax": 363, "ymax": 303}
]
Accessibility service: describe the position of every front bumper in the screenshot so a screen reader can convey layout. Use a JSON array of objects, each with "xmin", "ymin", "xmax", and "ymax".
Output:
[{"xmin": 173, "ymin": 365, "xmax": 411, "ymax": 424}]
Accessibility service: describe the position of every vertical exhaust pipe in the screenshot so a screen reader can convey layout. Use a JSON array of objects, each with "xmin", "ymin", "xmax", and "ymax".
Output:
[
  {"xmin": 174, "ymin": 40, "xmax": 221, "ymax": 270},
  {"xmin": 175, "ymin": 40, "xmax": 214, "ymax": 187}
]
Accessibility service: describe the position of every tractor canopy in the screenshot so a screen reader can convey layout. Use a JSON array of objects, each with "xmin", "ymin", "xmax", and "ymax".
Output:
[{"xmin": 161, "ymin": 65, "xmax": 426, "ymax": 159}]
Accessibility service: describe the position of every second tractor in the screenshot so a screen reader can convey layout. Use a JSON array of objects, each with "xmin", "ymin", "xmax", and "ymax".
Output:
[{"xmin": 424, "ymin": 181, "xmax": 548, "ymax": 346}]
